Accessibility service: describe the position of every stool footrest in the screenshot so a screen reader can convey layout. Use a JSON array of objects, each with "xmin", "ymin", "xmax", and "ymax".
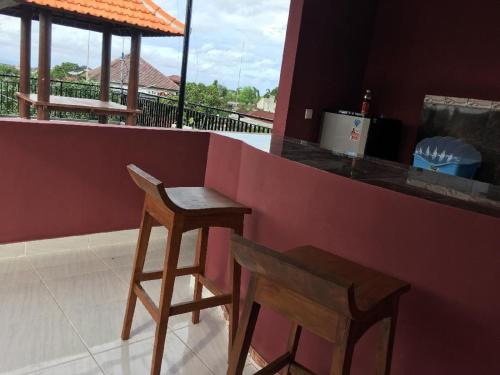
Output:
[
  {"xmin": 169, "ymin": 294, "xmax": 232, "ymax": 316},
  {"xmin": 133, "ymin": 283, "xmax": 160, "ymax": 323},
  {"xmin": 198, "ymin": 274, "xmax": 224, "ymax": 296},
  {"xmin": 255, "ymin": 353, "xmax": 292, "ymax": 375},
  {"xmin": 289, "ymin": 362, "xmax": 315, "ymax": 375},
  {"xmin": 175, "ymin": 265, "xmax": 201, "ymax": 276},
  {"xmin": 138, "ymin": 271, "xmax": 163, "ymax": 281}
]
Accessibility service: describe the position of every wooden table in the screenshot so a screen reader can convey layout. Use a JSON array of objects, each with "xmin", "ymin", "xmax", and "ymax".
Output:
[{"xmin": 16, "ymin": 93, "xmax": 141, "ymax": 122}]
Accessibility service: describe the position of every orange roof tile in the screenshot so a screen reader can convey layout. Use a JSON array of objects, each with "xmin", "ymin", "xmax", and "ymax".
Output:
[{"xmin": 17, "ymin": 0, "xmax": 184, "ymax": 36}]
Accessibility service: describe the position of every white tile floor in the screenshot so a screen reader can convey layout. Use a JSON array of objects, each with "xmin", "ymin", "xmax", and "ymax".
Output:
[{"xmin": 0, "ymin": 228, "xmax": 260, "ymax": 375}]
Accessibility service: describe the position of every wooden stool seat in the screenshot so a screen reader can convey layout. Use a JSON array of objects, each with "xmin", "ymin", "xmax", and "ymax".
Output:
[
  {"xmin": 165, "ymin": 187, "xmax": 251, "ymax": 214},
  {"xmin": 228, "ymin": 236, "xmax": 410, "ymax": 375},
  {"xmin": 121, "ymin": 165, "xmax": 251, "ymax": 375}
]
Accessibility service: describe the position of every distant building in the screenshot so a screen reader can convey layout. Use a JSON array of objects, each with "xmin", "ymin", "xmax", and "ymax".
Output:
[
  {"xmin": 256, "ymin": 95, "xmax": 277, "ymax": 113},
  {"xmin": 88, "ymin": 55, "xmax": 179, "ymax": 96}
]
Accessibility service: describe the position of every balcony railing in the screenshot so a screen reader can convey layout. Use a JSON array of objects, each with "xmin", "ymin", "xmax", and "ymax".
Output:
[{"xmin": 0, "ymin": 74, "xmax": 272, "ymax": 133}]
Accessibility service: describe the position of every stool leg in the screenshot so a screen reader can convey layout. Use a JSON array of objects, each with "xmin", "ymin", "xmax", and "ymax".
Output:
[
  {"xmin": 228, "ymin": 275, "xmax": 260, "ymax": 375},
  {"xmin": 192, "ymin": 227, "xmax": 209, "ymax": 324},
  {"xmin": 122, "ymin": 209, "xmax": 153, "ymax": 340},
  {"xmin": 151, "ymin": 224, "xmax": 183, "ymax": 375},
  {"xmin": 282, "ymin": 322, "xmax": 302, "ymax": 374},
  {"xmin": 330, "ymin": 319, "xmax": 355, "ymax": 375},
  {"xmin": 375, "ymin": 303, "xmax": 400, "ymax": 375},
  {"xmin": 229, "ymin": 224, "xmax": 244, "ymax": 353}
]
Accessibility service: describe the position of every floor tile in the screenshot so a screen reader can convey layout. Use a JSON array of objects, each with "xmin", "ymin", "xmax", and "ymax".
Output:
[
  {"xmin": 174, "ymin": 311, "xmax": 235, "ymax": 374},
  {"xmin": 243, "ymin": 364, "xmax": 259, "ymax": 374},
  {"xmin": 0, "ymin": 242, "xmax": 25, "ymax": 259},
  {"xmin": 0, "ymin": 311, "xmax": 88, "ymax": 375},
  {"xmin": 91, "ymin": 240, "xmax": 165, "ymax": 269},
  {"xmin": 65, "ymin": 299, "xmax": 157, "ymax": 354},
  {"xmin": 0, "ymin": 282, "xmax": 61, "ymax": 330},
  {"xmin": 44, "ymin": 270, "xmax": 129, "ymax": 313},
  {"xmin": 0, "ymin": 257, "xmax": 40, "ymax": 289},
  {"xmin": 28, "ymin": 356, "xmax": 104, "ymax": 375},
  {"xmin": 26, "ymin": 235, "xmax": 89, "ymax": 255},
  {"xmin": 30, "ymin": 249, "xmax": 108, "ymax": 280},
  {"xmin": 89, "ymin": 230, "xmax": 140, "ymax": 248},
  {"xmin": 94, "ymin": 333, "xmax": 211, "ymax": 374}
]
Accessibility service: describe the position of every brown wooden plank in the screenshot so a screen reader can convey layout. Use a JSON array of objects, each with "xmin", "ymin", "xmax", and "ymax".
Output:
[
  {"xmin": 16, "ymin": 93, "xmax": 141, "ymax": 115},
  {"xmin": 98, "ymin": 28, "xmax": 112, "ymax": 124},
  {"xmin": 134, "ymin": 283, "xmax": 160, "ymax": 323},
  {"xmin": 37, "ymin": 10, "xmax": 51, "ymax": 120},
  {"xmin": 126, "ymin": 31, "xmax": 141, "ymax": 125},
  {"xmin": 175, "ymin": 265, "xmax": 201, "ymax": 276},
  {"xmin": 254, "ymin": 353, "xmax": 291, "ymax": 375},
  {"xmin": 138, "ymin": 271, "xmax": 164, "ymax": 281},
  {"xmin": 169, "ymin": 294, "xmax": 232, "ymax": 316},
  {"xmin": 19, "ymin": 11, "xmax": 31, "ymax": 119}
]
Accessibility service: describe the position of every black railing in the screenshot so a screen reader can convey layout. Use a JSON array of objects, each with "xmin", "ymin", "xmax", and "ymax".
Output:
[{"xmin": 0, "ymin": 74, "xmax": 272, "ymax": 133}]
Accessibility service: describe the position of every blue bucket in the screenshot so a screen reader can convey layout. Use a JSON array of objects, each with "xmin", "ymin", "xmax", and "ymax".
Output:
[{"xmin": 413, "ymin": 137, "xmax": 481, "ymax": 179}]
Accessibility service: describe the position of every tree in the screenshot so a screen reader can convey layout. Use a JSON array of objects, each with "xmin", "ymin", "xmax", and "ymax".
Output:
[
  {"xmin": 0, "ymin": 64, "xmax": 19, "ymax": 77},
  {"xmin": 263, "ymin": 86, "xmax": 278, "ymax": 98},
  {"xmin": 237, "ymin": 86, "xmax": 260, "ymax": 110},
  {"xmin": 51, "ymin": 62, "xmax": 86, "ymax": 80}
]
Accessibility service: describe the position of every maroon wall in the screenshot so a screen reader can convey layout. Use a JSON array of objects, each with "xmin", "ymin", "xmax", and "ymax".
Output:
[
  {"xmin": 205, "ymin": 134, "xmax": 500, "ymax": 375},
  {"xmin": 0, "ymin": 119, "xmax": 209, "ymax": 244},
  {"xmin": 363, "ymin": 0, "xmax": 500, "ymax": 162},
  {"xmin": 274, "ymin": 0, "xmax": 379, "ymax": 141}
]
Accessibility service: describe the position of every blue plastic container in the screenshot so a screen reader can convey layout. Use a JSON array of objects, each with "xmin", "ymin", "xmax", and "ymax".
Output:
[{"xmin": 413, "ymin": 137, "xmax": 481, "ymax": 178}]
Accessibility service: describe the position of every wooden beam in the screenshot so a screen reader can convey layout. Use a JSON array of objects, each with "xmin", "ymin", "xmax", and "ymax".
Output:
[
  {"xmin": 169, "ymin": 294, "xmax": 232, "ymax": 316},
  {"xmin": 126, "ymin": 31, "xmax": 141, "ymax": 125},
  {"xmin": 98, "ymin": 28, "xmax": 112, "ymax": 124},
  {"xmin": 37, "ymin": 10, "xmax": 52, "ymax": 121},
  {"xmin": 19, "ymin": 11, "xmax": 31, "ymax": 119}
]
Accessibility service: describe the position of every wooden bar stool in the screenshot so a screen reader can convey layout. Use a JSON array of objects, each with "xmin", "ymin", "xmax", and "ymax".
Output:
[
  {"xmin": 121, "ymin": 165, "xmax": 251, "ymax": 375},
  {"xmin": 228, "ymin": 235, "xmax": 410, "ymax": 375}
]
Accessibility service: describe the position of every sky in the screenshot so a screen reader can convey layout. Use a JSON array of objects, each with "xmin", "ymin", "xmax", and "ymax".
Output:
[{"xmin": 0, "ymin": 0, "xmax": 290, "ymax": 92}]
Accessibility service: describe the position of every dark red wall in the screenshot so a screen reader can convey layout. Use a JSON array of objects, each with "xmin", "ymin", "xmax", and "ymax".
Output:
[
  {"xmin": 274, "ymin": 0, "xmax": 379, "ymax": 141},
  {"xmin": 276, "ymin": 0, "xmax": 500, "ymax": 162},
  {"xmin": 363, "ymin": 0, "xmax": 500, "ymax": 162},
  {"xmin": 205, "ymin": 134, "xmax": 500, "ymax": 375},
  {"xmin": 0, "ymin": 119, "xmax": 209, "ymax": 244}
]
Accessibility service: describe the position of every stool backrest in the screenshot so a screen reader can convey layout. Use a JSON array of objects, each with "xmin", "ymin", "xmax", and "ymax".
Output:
[
  {"xmin": 231, "ymin": 235, "xmax": 359, "ymax": 318},
  {"xmin": 127, "ymin": 164, "xmax": 178, "ymax": 212}
]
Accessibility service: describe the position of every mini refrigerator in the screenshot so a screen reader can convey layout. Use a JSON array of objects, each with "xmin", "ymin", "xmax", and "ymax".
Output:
[{"xmin": 320, "ymin": 112, "xmax": 371, "ymax": 156}]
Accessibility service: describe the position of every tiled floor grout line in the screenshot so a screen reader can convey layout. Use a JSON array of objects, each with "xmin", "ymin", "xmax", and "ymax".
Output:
[
  {"xmin": 26, "ymin": 258, "xmax": 103, "ymax": 375},
  {"xmin": 0, "ymin": 230, "xmax": 223, "ymax": 374}
]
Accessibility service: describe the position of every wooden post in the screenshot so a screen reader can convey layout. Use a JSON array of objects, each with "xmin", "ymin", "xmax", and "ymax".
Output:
[
  {"xmin": 37, "ymin": 10, "xmax": 52, "ymax": 121},
  {"xmin": 126, "ymin": 31, "xmax": 141, "ymax": 126},
  {"xmin": 19, "ymin": 11, "xmax": 32, "ymax": 119},
  {"xmin": 98, "ymin": 29, "xmax": 112, "ymax": 124}
]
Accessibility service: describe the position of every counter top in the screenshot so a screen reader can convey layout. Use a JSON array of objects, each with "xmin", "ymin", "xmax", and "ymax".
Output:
[{"xmin": 220, "ymin": 132, "xmax": 500, "ymax": 218}]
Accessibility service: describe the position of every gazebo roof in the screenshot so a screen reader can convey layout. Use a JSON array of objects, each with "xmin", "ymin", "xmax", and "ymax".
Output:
[{"xmin": 0, "ymin": 0, "xmax": 184, "ymax": 37}]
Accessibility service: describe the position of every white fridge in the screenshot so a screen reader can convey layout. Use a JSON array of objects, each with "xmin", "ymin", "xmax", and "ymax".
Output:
[{"xmin": 320, "ymin": 112, "xmax": 371, "ymax": 156}]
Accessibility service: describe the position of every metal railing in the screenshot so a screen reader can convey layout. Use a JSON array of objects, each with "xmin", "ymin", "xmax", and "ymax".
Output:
[{"xmin": 0, "ymin": 74, "xmax": 272, "ymax": 133}]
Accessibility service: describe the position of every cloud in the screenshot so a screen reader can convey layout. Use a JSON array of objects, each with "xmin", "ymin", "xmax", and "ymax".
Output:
[{"xmin": 0, "ymin": 0, "xmax": 290, "ymax": 91}]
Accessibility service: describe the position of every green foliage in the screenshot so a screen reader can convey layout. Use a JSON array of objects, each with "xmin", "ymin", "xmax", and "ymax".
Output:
[
  {"xmin": 237, "ymin": 86, "xmax": 260, "ymax": 110},
  {"xmin": 51, "ymin": 62, "xmax": 86, "ymax": 80},
  {"xmin": 185, "ymin": 81, "xmax": 228, "ymax": 109},
  {"xmin": 263, "ymin": 87, "xmax": 278, "ymax": 98},
  {"xmin": 0, "ymin": 64, "xmax": 19, "ymax": 77}
]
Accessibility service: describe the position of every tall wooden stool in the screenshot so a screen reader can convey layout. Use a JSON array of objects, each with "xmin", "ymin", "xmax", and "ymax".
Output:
[
  {"xmin": 121, "ymin": 165, "xmax": 251, "ymax": 375},
  {"xmin": 228, "ymin": 235, "xmax": 410, "ymax": 375}
]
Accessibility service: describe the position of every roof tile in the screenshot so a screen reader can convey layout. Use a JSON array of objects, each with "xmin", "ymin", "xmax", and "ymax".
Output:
[{"xmin": 20, "ymin": 0, "xmax": 184, "ymax": 35}]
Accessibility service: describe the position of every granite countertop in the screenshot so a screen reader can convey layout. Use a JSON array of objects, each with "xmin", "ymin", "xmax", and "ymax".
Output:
[{"xmin": 220, "ymin": 132, "xmax": 500, "ymax": 218}]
